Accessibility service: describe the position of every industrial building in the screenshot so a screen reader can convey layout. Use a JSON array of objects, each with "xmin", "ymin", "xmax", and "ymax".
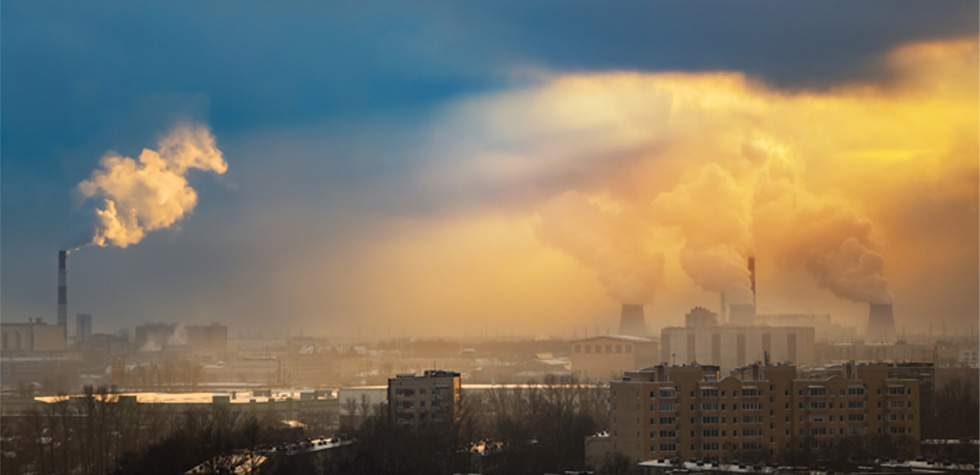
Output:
[
  {"xmin": 75, "ymin": 313, "xmax": 92, "ymax": 341},
  {"xmin": 661, "ymin": 318, "xmax": 815, "ymax": 370},
  {"xmin": 386, "ymin": 370, "xmax": 461, "ymax": 431},
  {"xmin": 134, "ymin": 322, "xmax": 228, "ymax": 352},
  {"xmin": 571, "ymin": 335, "xmax": 659, "ymax": 381},
  {"xmin": 609, "ymin": 362, "xmax": 921, "ymax": 463},
  {"xmin": 0, "ymin": 319, "xmax": 66, "ymax": 354}
]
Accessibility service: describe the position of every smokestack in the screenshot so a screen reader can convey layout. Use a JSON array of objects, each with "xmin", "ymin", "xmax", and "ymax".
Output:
[
  {"xmin": 720, "ymin": 293, "xmax": 727, "ymax": 323},
  {"xmin": 748, "ymin": 256, "xmax": 756, "ymax": 306},
  {"xmin": 867, "ymin": 303, "xmax": 896, "ymax": 342},
  {"xmin": 618, "ymin": 304, "xmax": 646, "ymax": 337},
  {"xmin": 58, "ymin": 250, "xmax": 68, "ymax": 339}
]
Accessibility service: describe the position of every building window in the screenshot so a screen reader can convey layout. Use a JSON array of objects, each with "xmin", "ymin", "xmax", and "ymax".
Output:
[
  {"xmin": 605, "ymin": 345, "xmax": 612, "ymax": 353},
  {"xmin": 659, "ymin": 430, "xmax": 676, "ymax": 438},
  {"xmin": 702, "ymin": 429, "xmax": 719, "ymax": 437},
  {"xmin": 659, "ymin": 416, "xmax": 676, "ymax": 425},
  {"xmin": 701, "ymin": 388, "xmax": 719, "ymax": 398},
  {"xmin": 585, "ymin": 345, "xmax": 592, "ymax": 354},
  {"xmin": 659, "ymin": 403, "xmax": 677, "ymax": 412},
  {"xmin": 848, "ymin": 386, "xmax": 865, "ymax": 396},
  {"xmin": 808, "ymin": 387, "xmax": 827, "ymax": 397},
  {"xmin": 595, "ymin": 345, "xmax": 602, "ymax": 354},
  {"xmin": 702, "ymin": 416, "xmax": 719, "ymax": 424},
  {"xmin": 700, "ymin": 403, "xmax": 718, "ymax": 411},
  {"xmin": 616, "ymin": 345, "xmax": 622, "ymax": 353},
  {"xmin": 575, "ymin": 345, "xmax": 581, "ymax": 353}
]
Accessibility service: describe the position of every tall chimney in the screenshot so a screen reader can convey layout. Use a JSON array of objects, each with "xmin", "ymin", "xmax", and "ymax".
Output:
[
  {"xmin": 58, "ymin": 250, "xmax": 68, "ymax": 338},
  {"xmin": 866, "ymin": 303, "xmax": 896, "ymax": 342},
  {"xmin": 618, "ymin": 304, "xmax": 646, "ymax": 337},
  {"xmin": 747, "ymin": 256, "xmax": 756, "ymax": 306}
]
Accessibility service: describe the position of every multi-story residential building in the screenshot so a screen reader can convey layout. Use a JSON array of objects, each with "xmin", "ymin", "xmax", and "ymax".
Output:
[
  {"xmin": 387, "ymin": 370, "xmax": 461, "ymax": 431},
  {"xmin": 571, "ymin": 335, "xmax": 659, "ymax": 381},
  {"xmin": 609, "ymin": 362, "xmax": 921, "ymax": 463}
]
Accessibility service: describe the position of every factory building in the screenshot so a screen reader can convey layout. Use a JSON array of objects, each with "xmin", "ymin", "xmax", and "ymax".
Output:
[
  {"xmin": 135, "ymin": 323, "xmax": 228, "ymax": 352},
  {"xmin": 609, "ymin": 362, "xmax": 921, "ymax": 463},
  {"xmin": 661, "ymin": 321, "xmax": 815, "ymax": 370},
  {"xmin": 571, "ymin": 335, "xmax": 659, "ymax": 381},
  {"xmin": 387, "ymin": 370, "xmax": 461, "ymax": 431},
  {"xmin": 75, "ymin": 313, "xmax": 92, "ymax": 341},
  {"xmin": 0, "ymin": 319, "xmax": 66, "ymax": 354}
]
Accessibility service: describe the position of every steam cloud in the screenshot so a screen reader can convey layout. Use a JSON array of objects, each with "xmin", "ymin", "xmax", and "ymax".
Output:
[
  {"xmin": 651, "ymin": 163, "xmax": 755, "ymax": 304},
  {"xmin": 64, "ymin": 125, "xmax": 228, "ymax": 250},
  {"xmin": 754, "ymin": 166, "xmax": 892, "ymax": 304},
  {"xmin": 536, "ymin": 191, "xmax": 665, "ymax": 304}
]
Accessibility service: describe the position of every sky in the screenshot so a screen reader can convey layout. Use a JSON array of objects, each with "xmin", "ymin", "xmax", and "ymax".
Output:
[{"xmin": 2, "ymin": 1, "xmax": 978, "ymax": 339}]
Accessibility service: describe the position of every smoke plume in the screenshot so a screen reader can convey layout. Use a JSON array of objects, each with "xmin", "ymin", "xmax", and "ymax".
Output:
[
  {"xmin": 536, "ymin": 190, "xmax": 665, "ymax": 304},
  {"xmin": 754, "ymin": 171, "xmax": 892, "ymax": 304},
  {"xmin": 651, "ymin": 163, "xmax": 755, "ymax": 304},
  {"xmin": 64, "ymin": 124, "xmax": 227, "ymax": 249}
]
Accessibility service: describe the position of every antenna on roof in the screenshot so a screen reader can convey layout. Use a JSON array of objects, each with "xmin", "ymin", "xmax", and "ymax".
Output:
[{"xmin": 763, "ymin": 351, "xmax": 770, "ymax": 365}]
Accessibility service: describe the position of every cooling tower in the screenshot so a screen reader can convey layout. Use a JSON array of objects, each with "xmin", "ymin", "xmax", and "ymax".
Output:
[
  {"xmin": 58, "ymin": 250, "xmax": 68, "ymax": 337},
  {"xmin": 866, "ymin": 303, "xmax": 896, "ymax": 342},
  {"xmin": 619, "ymin": 304, "xmax": 646, "ymax": 337}
]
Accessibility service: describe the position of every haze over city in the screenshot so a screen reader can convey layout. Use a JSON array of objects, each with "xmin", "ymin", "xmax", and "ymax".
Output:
[
  {"xmin": 3, "ymin": 2, "xmax": 977, "ymax": 340},
  {"xmin": 2, "ymin": 2, "xmax": 979, "ymax": 474}
]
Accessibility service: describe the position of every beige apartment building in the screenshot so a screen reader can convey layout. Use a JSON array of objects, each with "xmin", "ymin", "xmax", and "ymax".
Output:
[
  {"xmin": 387, "ymin": 370, "xmax": 461, "ymax": 431},
  {"xmin": 609, "ymin": 362, "xmax": 920, "ymax": 463},
  {"xmin": 571, "ymin": 335, "xmax": 659, "ymax": 381}
]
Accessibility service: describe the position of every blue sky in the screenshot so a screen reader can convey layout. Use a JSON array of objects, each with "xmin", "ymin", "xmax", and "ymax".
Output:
[{"xmin": 2, "ymin": 1, "xmax": 977, "ymax": 336}]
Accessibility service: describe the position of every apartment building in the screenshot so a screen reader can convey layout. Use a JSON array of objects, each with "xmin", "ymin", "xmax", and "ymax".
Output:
[
  {"xmin": 609, "ymin": 362, "xmax": 920, "ymax": 463},
  {"xmin": 387, "ymin": 370, "xmax": 461, "ymax": 431}
]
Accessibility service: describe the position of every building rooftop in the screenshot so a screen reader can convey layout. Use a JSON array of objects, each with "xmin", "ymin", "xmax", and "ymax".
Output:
[{"xmin": 571, "ymin": 334, "xmax": 654, "ymax": 343}]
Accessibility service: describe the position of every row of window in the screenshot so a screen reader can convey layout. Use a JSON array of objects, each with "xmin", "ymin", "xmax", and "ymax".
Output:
[
  {"xmin": 394, "ymin": 388, "xmax": 437, "ymax": 397},
  {"xmin": 397, "ymin": 400, "xmax": 441, "ymax": 408},
  {"xmin": 648, "ymin": 441, "xmax": 767, "ymax": 453},
  {"xmin": 574, "ymin": 344, "xmax": 633, "ymax": 354}
]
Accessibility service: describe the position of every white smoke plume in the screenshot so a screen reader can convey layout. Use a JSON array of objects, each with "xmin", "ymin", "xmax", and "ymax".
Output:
[
  {"xmin": 651, "ymin": 163, "xmax": 755, "ymax": 304},
  {"xmin": 754, "ymin": 169, "xmax": 892, "ymax": 304},
  {"xmin": 167, "ymin": 323, "xmax": 189, "ymax": 347},
  {"xmin": 536, "ymin": 190, "xmax": 665, "ymax": 304},
  {"xmin": 63, "ymin": 124, "xmax": 227, "ymax": 249}
]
